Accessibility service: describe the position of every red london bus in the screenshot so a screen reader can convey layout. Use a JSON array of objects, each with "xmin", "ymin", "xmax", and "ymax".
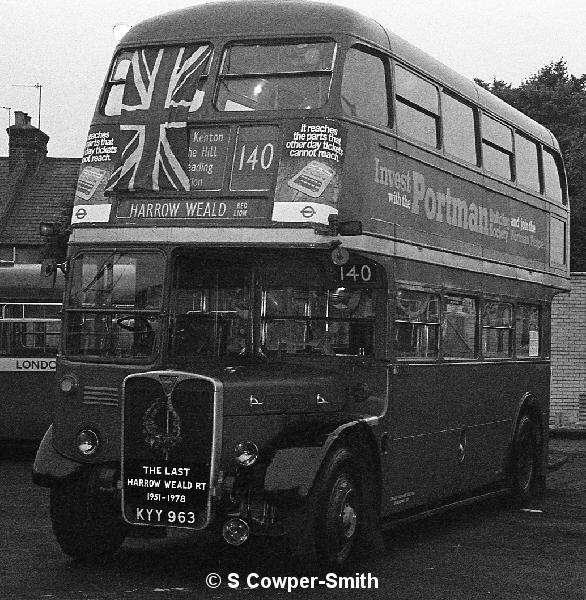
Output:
[
  {"xmin": 33, "ymin": 0, "xmax": 569, "ymax": 567},
  {"xmin": 0, "ymin": 265, "xmax": 63, "ymax": 445}
]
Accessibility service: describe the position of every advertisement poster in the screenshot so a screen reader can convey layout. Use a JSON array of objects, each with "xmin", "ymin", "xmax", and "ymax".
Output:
[
  {"xmin": 72, "ymin": 125, "xmax": 120, "ymax": 224},
  {"xmin": 273, "ymin": 119, "xmax": 346, "ymax": 225},
  {"xmin": 366, "ymin": 147, "xmax": 548, "ymax": 264}
]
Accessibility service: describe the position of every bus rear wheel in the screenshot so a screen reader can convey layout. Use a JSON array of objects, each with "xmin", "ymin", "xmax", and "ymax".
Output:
[
  {"xmin": 510, "ymin": 414, "xmax": 540, "ymax": 506},
  {"xmin": 50, "ymin": 467, "xmax": 127, "ymax": 561}
]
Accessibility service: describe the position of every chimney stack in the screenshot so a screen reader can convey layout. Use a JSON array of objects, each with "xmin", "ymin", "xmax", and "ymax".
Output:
[{"xmin": 7, "ymin": 110, "xmax": 49, "ymax": 173}]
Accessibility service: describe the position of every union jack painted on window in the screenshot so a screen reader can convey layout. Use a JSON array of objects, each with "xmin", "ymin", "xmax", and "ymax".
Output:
[{"xmin": 106, "ymin": 45, "xmax": 212, "ymax": 192}]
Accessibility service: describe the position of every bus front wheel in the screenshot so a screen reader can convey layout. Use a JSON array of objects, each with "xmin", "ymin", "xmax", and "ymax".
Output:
[
  {"xmin": 510, "ymin": 414, "xmax": 540, "ymax": 506},
  {"xmin": 312, "ymin": 447, "xmax": 363, "ymax": 566},
  {"xmin": 50, "ymin": 467, "xmax": 127, "ymax": 561}
]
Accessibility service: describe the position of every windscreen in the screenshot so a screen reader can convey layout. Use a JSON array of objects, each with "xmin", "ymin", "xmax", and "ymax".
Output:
[{"xmin": 65, "ymin": 252, "xmax": 164, "ymax": 361}]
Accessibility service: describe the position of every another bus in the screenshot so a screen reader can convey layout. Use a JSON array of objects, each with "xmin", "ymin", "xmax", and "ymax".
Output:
[
  {"xmin": 33, "ymin": 0, "xmax": 570, "ymax": 567},
  {"xmin": 0, "ymin": 265, "xmax": 63, "ymax": 444}
]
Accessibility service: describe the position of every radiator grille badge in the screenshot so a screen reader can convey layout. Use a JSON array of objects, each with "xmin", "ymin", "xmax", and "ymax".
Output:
[{"xmin": 142, "ymin": 394, "xmax": 183, "ymax": 457}]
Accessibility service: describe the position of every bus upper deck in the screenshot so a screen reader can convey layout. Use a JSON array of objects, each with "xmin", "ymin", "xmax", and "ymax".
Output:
[{"xmin": 70, "ymin": 0, "xmax": 568, "ymax": 294}]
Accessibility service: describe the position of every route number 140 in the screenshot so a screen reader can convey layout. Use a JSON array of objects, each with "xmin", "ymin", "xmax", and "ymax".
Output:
[
  {"xmin": 340, "ymin": 264, "xmax": 372, "ymax": 283},
  {"xmin": 237, "ymin": 143, "xmax": 275, "ymax": 172}
]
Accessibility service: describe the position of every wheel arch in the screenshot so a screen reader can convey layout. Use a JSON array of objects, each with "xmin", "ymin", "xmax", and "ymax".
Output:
[{"xmin": 263, "ymin": 418, "xmax": 382, "ymax": 507}]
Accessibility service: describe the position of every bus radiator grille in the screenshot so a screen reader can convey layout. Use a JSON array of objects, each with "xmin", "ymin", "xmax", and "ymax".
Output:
[{"xmin": 83, "ymin": 386, "xmax": 119, "ymax": 406}]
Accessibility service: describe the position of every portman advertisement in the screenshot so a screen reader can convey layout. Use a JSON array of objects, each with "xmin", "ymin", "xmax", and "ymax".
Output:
[{"xmin": 366, "ymin": 149, "xmax": 548, "ymax": 263}]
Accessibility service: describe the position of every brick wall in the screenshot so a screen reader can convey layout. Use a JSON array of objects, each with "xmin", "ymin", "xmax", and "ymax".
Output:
[{"xmin": 550, "ymin": 273, "xmax": 586, "ymax": 427}]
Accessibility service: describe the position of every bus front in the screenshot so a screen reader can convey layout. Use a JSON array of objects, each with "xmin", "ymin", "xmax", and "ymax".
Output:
[{"xmin": 34, "ymin": 4, "xmax": 387, "ymax": 567}]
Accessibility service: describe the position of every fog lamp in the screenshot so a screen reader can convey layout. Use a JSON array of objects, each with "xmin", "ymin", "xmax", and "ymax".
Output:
[
  {"xmin": 60, "ymin": 374, "xmax": 78, "ymax": 394},
  {"xmin": 233, "ymin": 441, "xmax": 258, "ymax": 467},
  {"xmin": 222, "ymin": 518, "xmax": 250, "ymax": 546},
  {"xmin": 76, "ymin": 429, "xmax": 99, "ymax": 455}
]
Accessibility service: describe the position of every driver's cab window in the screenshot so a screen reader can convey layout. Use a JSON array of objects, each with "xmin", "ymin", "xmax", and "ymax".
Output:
[{"xmin": 171, "ymin": 258, "xmax": 250, "ymax": 358}]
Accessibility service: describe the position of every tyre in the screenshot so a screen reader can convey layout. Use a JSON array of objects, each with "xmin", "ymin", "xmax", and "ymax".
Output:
[
  {"xmin": 510, "ymin": 414, "xmax": 540, "ymax": 506},
  {"xmin": 313, "ymin": 448, "xmax": 363, "ymax": 567},
  {"xmin": 50, "ymin": 467, "xmax": 127, "ymax": 561}
]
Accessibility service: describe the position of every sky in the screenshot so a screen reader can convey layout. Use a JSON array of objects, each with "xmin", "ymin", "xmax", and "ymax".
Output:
[{"xmin": 1, "ymin": 0, "xmax": 585, "ymax": 158}]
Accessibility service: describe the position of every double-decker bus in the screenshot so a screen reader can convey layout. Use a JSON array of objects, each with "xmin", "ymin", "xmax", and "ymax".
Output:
[
  {"xmin": 33, "ymin": 0, "xmax": 569, "ymax": 567},
  {"xmin": 0, "ymin": 265, "xmax": 63, "ymax": 445}
]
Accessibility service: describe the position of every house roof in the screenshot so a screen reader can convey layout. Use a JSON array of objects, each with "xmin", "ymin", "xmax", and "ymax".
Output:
[{"xmin": 0, "ymin": 156, "xmax": 80, "ymax": 244}]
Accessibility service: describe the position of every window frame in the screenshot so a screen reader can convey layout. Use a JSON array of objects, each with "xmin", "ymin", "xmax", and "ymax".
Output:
[
  {"xmin": 393, "ymin": 63, "xmax": 441, "ymax": 149},
  {"xmin": 481, "ymin": 113, "xmax": 514, "ymax": 180},
  {"xmin": 515, "ymin": 302, "xmax": 542, "ymax": 359},
  {"xmin": 440, "ymin": 91, "xmax": 479, "ymax": 165},
  {"xmin": 441, "ymin": 294, "xmax": 479, "ymax": 361},
  {"xmin": 514, "ymin": 132, "xmax": 540, "ymax": 193},
  {"xmin": 340, "ymin": 44, "xmax": 392, "ymax": 129},
  {"xmin": 100, "ymin": 44, "xmax": 214, "ymax": 117},
  {"xmin": 215, "ymin": 38, "xmax": 337, "ymax": 112},
  {"xmin": 393, "ymin": 288, "xmax": 441, "ymax": 360},
  {"xmin": 481, "ymin": 299, "xmax": 514, "ymax": 359}
]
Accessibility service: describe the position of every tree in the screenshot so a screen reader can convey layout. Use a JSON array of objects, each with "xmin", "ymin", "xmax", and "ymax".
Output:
[{"xmin": 476, "ymin": 60, "xmax": 586, "ymax": 270}]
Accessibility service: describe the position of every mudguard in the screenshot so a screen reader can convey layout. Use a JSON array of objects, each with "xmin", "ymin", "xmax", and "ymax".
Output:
[
  {"xmin": 263, "ymin": 416, "xmax": 374, "ymax": 497},
  {"xmin": 32, "ymin": 426, "xmax": 82, "ymax": 487}
]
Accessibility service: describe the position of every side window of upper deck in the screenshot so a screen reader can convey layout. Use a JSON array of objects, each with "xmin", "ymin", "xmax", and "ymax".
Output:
[
  {"xmin": 514, "ymin": 133, "xmax": 540, "ymax": 192},
  {"xmin": 481, "ymin": 115, "xmax": 513, "ymax": 180},
  {"xmin": 441, "ymin": 92, "xmax": 478, "ymax": 164},
  {"xmin": 542, "ymin": 148, "xmax": 564, "ymax": 203},
  {"xmin": 101, "ymin": 45, "xmax": 213, "ymax": 116},
  {"xmin": 341, "ymin": 47, "xmax": 389, "ymax": 128},
  {"xmin": 395, "ymin": 65, "xmax": 440, "ymax": 148}
]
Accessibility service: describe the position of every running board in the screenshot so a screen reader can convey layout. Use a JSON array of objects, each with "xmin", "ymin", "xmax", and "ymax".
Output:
[{"xmin": 380, "ymin": 488, "xmax": 511, "ymax": 530}]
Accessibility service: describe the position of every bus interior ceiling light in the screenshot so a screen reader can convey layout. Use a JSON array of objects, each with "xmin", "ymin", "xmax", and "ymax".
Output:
[{"xmin": 233, "ymin": 441, "xmax": 258, "ymax": 467}]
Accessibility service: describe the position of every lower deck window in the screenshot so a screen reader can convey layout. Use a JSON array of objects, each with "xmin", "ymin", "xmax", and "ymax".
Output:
[
  {"xmin": 394, "ymin": 290, "xmax": 440, "ymax": 358},
  {"xmin": 482, "ymin": 301, "xmax": 513, "ymax": 358},
  {"xmin": 443, "ymin": 295, "xmax": 477, "ymax": 359},
  {"xmin": 261, "ymin": 286, "xmax": 375, "ymax": 356},
  {"xmin": 516, "ymin": 304, "xmax": 540, "ymax": 357}
]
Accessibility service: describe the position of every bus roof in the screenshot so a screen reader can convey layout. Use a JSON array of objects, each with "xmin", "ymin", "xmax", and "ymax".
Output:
[{"xmin": 119, "ymin": 0, "xmax": 558, "ymax": 150}]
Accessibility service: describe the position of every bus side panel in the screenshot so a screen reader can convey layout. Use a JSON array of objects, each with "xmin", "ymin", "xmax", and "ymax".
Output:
[
  {"xmin": 0, "ymin": 370, "xmax": 56, "ymax": 442},
  {"xmin": 458, "ymin": 361, "xmax": 550, "ymax": 492},
  {"xmin": 382, "ymin": 360, "xmax": 550, "ymax": 516},
  {"xmin": 382, "ymin": 364, "xmax": 457, "ymax": 513}
]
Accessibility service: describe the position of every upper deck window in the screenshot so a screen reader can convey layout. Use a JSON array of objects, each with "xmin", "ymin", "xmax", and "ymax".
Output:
[
  {"xmin": 482, "ymin": 115, "xmax": 513, "ymax": 180},
  {"xmin": 514, "ymin": 133, "xmax": 540, "ymax": 192},
  {"xmin": 101, "ymin": 44, "xmax": 213, "ymax": 117},
  {"xmin": 543, "ymin": 148, "xmax": 564, "ymax": 203},
  {"xmin": 215, "ymin": 41, "xmax": 336, "ymax": 111},
  {"xmin": 441, "ymin": 92, "xmax": 477, "ymax": 164},
  {"xmin": 395, "ymin": 65, "xmax": 440, "ymax": 148},
  {"xmin": 341, "ymin": 47, "xmax": 389, "ymax": 128}
]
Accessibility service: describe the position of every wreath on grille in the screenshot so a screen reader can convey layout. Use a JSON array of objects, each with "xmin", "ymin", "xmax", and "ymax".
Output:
[{"xmin": 142, "ymin": 396, "xmax": 183, "ymax": 454}]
